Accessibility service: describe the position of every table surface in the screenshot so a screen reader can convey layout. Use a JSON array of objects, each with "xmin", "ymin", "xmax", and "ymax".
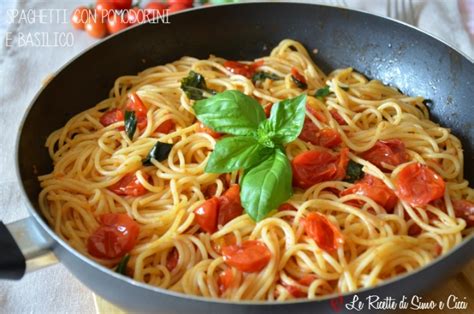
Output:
[{"xmin": 0, "ymin": 0, "xmax": 473, "ymax": 313}]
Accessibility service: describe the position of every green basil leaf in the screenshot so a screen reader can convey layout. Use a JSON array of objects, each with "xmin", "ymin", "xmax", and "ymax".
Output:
[
  {"xmin": 241, "ymin": 149, "xmax": 293, "ymax": 221},
  {"xmin": 252, "ymin": 71, "xmax": 282, "ymax": 84},
  {"xmin": 205, "ymin": 136, "xmax": 273, "ymax": 173},
  {"xmin": 143, "ymin": 141, "xmax": 173, "ymax": 166},
  {"xmin": 115, "ymin": 254, "xmax": 130, "ymax": 275},
  {"xmin": 291, "ymin": 74, "xmax": 307, "ymax": 89},
  {"xmin": 124, "ymin": 111, "xmax": 137, "ymax": 140},
  {"xmin": 265, "ymin": 94, "xmax": 307, "ymax": 144},
  {"xmin": 193, "ymin": 90, "xmax": 266, "ymax": 136},
  {"xmin": 180, "ymin": 71, "xmax": 216, "ymax": 100},
  {"xmin": 340, "ymin": 85, "xmax": 349, "ymax": 91},
  {"xmin": 315, "ymin": 86, "xmax": 330, "ymax": 100},
  {"xmin": 344, "ymin": 160, "xmax": 364, "ymax": 183}
]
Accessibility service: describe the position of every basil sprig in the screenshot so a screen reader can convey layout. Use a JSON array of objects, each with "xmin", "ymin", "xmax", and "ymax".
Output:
[
  {"xmin": 124, "ymin": 111, "xmax": 137, "ymax": 140},
  {"xmin": 194, "ymin": 90, "xmax": 307, "ymax": 221}
]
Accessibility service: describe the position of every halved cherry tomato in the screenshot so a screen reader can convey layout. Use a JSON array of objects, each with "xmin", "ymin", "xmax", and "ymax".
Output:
[
  {"xmin": 87, "ymin": 213, "xmax": 139, "ymax": 259},
  {"xmin": 341, "ymin": 174, "xmax": 398, "ymax": 211},
  {"xmin": 394, "ymin": 163, "xmax": 445, "ymax": 207},
  {"xmin": 222, "ymin": 240, "xmax": 271, "ymax": 272},
  {"xmin": 166, "ymin": 248, "xmax": 179, "ymax": 271},
  {"xmin": 106, "ymin": 12, "xmax": 129, "ymax": 34},
  {"xmin": 317, "ymin": 129, "xmax": 342, "ymax": 148},
  {"xmin": 145, "ymin": 2, "xmax": 168, "ymax": 17},
  {"xmin": 298, "ymin": 118, "xmax": 341, "ymax": 148},
  {"xmin": 168, "ymin": 3, "xmax": 191, "ymax": 13},
  {"xmin": 452, "ymin": 199, "xmax": 474, "ymax": 227},
  {"xmin": 299, "ymin": 118, "xmax": 321, "ymax": 145},
  {"xmin": 126, "ymin": 92, "xmax": 148, "ymax": 130},
  {"xmin": 71, "ymin": 7, "xmax": 91, "ymax": 30},
  {"xmin": 292, "ymin": 148, "xmax": 349, "ymax": 189},
  {"xmin": 194, "ymin": 197, "xmax": 219, "ymax": 233},
  {"xmin": 304, "ymin": 212, "xmax": 343, "ymax": 252},
  {"xmin": 217, "ymin": 268, "xmax": 234, "ymax": 294},
  {"xmin": 291, "ymin": 67, "xmax": 307, "ymax": 88},
  {"xmin": 155, "ymin": 119, "xmax": 175, "ymax": 134},
  {"xmin": 217, "ymin": 184, "xmax": 244, "ymax": 227},
  {"xmin": 85, "ymin": 14, "xmax": 108, "ymax": 38},
  {"xmin": 100, "ymin": 108, "xmax": 124, "ymax": 127},
  {"xmin": 361, "ymin": 139, "xmax": 409, "ymax": 170},
  {"xmin": 284, "ymin": 274, "xmax": 317, "ymax": 298},
  {"xmin": 211, "ymin": 233, "xmax": 237, "ymax": 254},
  {"xmin": 197, "ymin": 122, "xmax": 221, "ymax": 138},
  {"xmin": 330, "ymin": 109, "xmax": 347, "ymax": 125},
  {"xmin": 108, "ymin": 172, "xmax": 149, "ymax": 196},
  {"xmin": 223, "ymin": 60, "xmax": 263, "ymax": 79},
  {"xmin": 306, "ymin": 103, "xmax": 327, "ymax": 123},
  {"xmin": 278, "ymin": 203, "xmax": 297, "ymax": 211}
]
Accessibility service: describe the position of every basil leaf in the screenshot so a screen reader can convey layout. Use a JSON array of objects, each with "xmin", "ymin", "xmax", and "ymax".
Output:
[
  {"xmin": 340, "ymin": 86, "xmax": 349, "ymax": 91},
  {"xmin": 291, "ymin": 74, "xmax": 307, "ymax": 89},
  {"xmin": 241, "ymin": 149, "xmax": 293, "ymax": 221},
  {"xmin": 206, "ymin": 136, "xmax": 272, "ymax": 173},
  {"xmin": 115, "ymin": 254, "xmax": 130, "ymax": 275},
  {"xmin": 315, "ymin": 86, "xmax": 330, "ymax": 100},
  {"xmin": 193, "ymin": 90, "xmax": 266, "ymax": 136},
  {"xmin": 265, "ymin": 94, "xmax": 307, "ymax": 144},
  {"xmin": 252, "ymin": 71, "xmax": 282, "ymax": 83},
  {"xmin": 344, "ymin": 160, "xmax": 364, "ymax": 183},
  {"xmin": 180, "ymin": 71, "xmax": 216, "ymax": 100},
  {"xmin": 124, "ymin": 111, "xmax": 137, "ymax": 140},
  {"xmin": 143, "ymin": 141, "xmax": 173, "ymax": 166}
]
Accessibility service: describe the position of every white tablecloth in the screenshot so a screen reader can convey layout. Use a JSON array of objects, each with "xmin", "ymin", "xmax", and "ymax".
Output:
[{"xmin": 0, "ymin": 0, "xmax": 472, "ymax": 313}]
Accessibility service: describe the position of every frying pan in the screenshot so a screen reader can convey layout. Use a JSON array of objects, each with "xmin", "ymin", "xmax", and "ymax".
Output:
[{"xmin": 1, "ymin": 3, "xmax": 473, "ymax": 313}]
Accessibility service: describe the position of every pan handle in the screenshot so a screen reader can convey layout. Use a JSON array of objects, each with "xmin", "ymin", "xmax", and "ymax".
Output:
[{"xmin": 0, "ymin": 217, "xmax": 58, "ymax": 280}]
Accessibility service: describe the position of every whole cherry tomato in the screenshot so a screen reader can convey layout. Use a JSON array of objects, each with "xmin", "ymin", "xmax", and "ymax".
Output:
[
  {"xmin": 106, "ymin": 12, "xmax": 129, "ymax": 34},
  {"xmin": 85, "ymin": 14, "xmax": 108, "ymax": 38},
  {"xmin": 71, "ymin": 7, "xmax": 91, "ymax": 30},
  {"xmin": 145, "ymin": 2, "xmax": 168, "ymax": 17}
]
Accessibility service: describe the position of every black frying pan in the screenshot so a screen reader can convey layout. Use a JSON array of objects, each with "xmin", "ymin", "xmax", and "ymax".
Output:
[{"xmin": 1, "ymin": 3, "xmax": 473, "ymax": 313}]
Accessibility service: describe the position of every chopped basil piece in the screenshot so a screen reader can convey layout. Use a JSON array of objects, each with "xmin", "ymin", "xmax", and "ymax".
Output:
[
  {"xmin": 124, "ymin": 111, "xmax": 137, "ymax": 140},
  {"xmin": 180, "ymin": 70, "xmax": 216, "ymax": 100},
  {"xmin": 252, "ymin": 71, "xmax": 282, "ymax": 83},
  {"xmin": 115, "ymin": 254, "xmax": 130, "ymax": 276},
  {"xmin": 291, "ymin": 75, "xmax": 307, "ymax": 89},
  {"xmin": 345, "ymin": 160, "xmax": 364, "ymax": 183},
  {"xmin": 315, "ymin": 86, "xmax": 330, "ymax": 100},
  {"xmin": 143, "ymin": 141, "xmax": 173, "ymax": 166}
]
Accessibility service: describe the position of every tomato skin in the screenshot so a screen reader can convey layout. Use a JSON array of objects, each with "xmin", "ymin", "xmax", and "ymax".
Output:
[
  {"xmin": 223, "ymin": 60, "xmax": 263, "ymax": 78},
  {"xmin": 217, "ymin": 184, "xmax": 244, "ymax": 227},
  {"xmin": 306, "ymin": 103, "xmax": 327, "ymax": 123},
  {"xmin": 222, "ymin": 240, "xmax": 271, "ymax": 272},
  {"xmin": 96, "ymin": 0, "xmax": 132, "ymax": 11},
  {"xmin": 145, "ymin": 2, "xmax": 168, "ymax": 17},
  {"xmin": 166, "ymin": 248, "xmax": 179, "ymax": 271},
  {"xmin": 330, "ymin": 109, "xmax": 347, "ymax": 125},
  {"xmin": 106, "ymin": 13, "xmax": 129, "ymax": 34},
  {"xmin": 108, "ymin": 172, "xmax": 149, "ymax": 196},
  {"xmin": 452, "ymin": 199, "xmax": 474, "ymax": 227},
  {"xmin": 278, "ymin": 203, "xmax": 297, "ymax": 212},
  {"xmin": 361, "ymin": 139, "xmax": 408, "ymax": 170},
  {"xmin": 87, "ymin": 213, "xmax": 139, "ymax": 259},
  {"xmin": 217, "ymin": 268, "xmax": 234, "ymax": 294},
  {"xmin": 168, "ymin": 3, "xmax": 190, "ymax": 13},
  {"xmin": 318, "ymin": 128, "xmax": 342, "ymax": 148},
  {"xmin": 100, "ymin": 108, "xmax": 124, "ymax": 127},
  {"xmin": 292, "ymin": 149, "xmax": 349, "ymax": 189},
  {"xmin": 284, "ymin": 274, "xmax": 317, "ymax": 298},
  {"xmin": 341, "ymin": 174, "xmax": 398, "ymax": 211},
  {"xmin": 298, "ymin": 118, "xmax": 341, "ymax": 148},
  {"xmin": 197, "ymin": 122, "xmax": 221, "ymax": 139},
  {"xmin": 85, "ymin": 15, "xmax": 108, "ymax": 38},
  {"xmin": 71, "ymin": 7, "xmax": 91, "ymax": 30},
  {"xmin": 394, "ymin": 163, "xmax": 445, "ymax": 207},
  {"xmin": 126, "ymin": 92, "xmax": 148, "ymax": 130},
  {"xmin": 155, "ymin": 119, "xmax": 175, "ymax": 134},
  {"xmin": 168, "ymin": 0, "xmax": 194, "ymax": 6},
  {"xmin": 291, "ymin": 67, "xmax": 307, "ymax": 87},
  {"xmin": 304, "ymin": 212, "xmax": 343, "ymax": 252},
  {"xmin": 194, "ymin": 197, "xmax": 219, "ymax": 233},
  {"xmin": 298, "ymin": 118, "xmax": 320, "ymax": 145},
  {"xmin": 211, "ymin": 233, "xmax": 237, "ymax": 254}
]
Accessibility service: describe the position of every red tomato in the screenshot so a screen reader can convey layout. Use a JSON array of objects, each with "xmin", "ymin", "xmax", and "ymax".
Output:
[
  {"xmin": 100, "ymin": 108, "xmax": 124, "ymax": 127},
  {"xmin": 127, "ymin": 7, "xmax": 147, "ymax": 25},
  {"xmin": 223, "ymin": 60, "xmax": 263, "ymax": 78},
  {"xmin": 126, "ymin": 93, "xmax": 148, "ymax": 130},
  {"xmin": 318, "ymin": 129, "xmax": 342, "ymax": 148},
  {"xmin": 211, "ymin": 233, "xmax": 237, "ymax": 254},
  {"xmin": 408, "ymin": 223, "xmax": 422, "ymax": 236},
  {"xmin": 155, "ymin": 119, "xmax": 175, "ymax": 134},
  {"xmin": 71, "ymin": 7, "xmax": 91, "ymax": 30},
  {"xmin": 394, "ymin": 163, "xmax": 445, "ymax": 207},
  {"xmin": 299, "ymin": 118, "xmax": 321, "ymax": 145},
  {"xmin": 145, "ymin": 2, "xmax": 168, "ymax": 17},
  {"xmin": 284, "ymin": 274, "xmax": 317, "ymax": 298},
  {"xmin": 298, "ymin": 118, "xmax": 341, "ymax": 148},
  {"xmin": 217, "ymin": 268, "xmax": 234, "ymax": 294},
  {"xmin": 222, "ymin": 240, "xmax": 271, "ymax": 272},
  {"xmin": 166, "ymin": 248, "xmax": 179, "ymax": 271},
  {"xmin": 168, "ymin": 3, "xmax": 190, "ymax": 13},
  {"xmin": 361, "ymin": 139, "xmax": 409, "ymax": 170},
  {"xmin": 194, "ymin": 197, "xmax": 219, "ymax": 233},
  {"xmin": 85, "ymin": 15, "xmax": 108, "ymax": 38},
  {"xmin": 278, "ymin": 203, "xmax": 297, "ymax": 211},
  {"xmin": 95, "ymin": 1, "xmax": 116, "ymax": 19},
  {"xmin": 96, "ymin": 0, "xmax": 132, "ymax": 11},
  {"xmin": 341, "ymin": 174, "xmax": 398, "ymax": 211},
  {"xmin": 292, "ymin": 149, "xmax": 349, "ymax": 189},
  {"xmin": 264, "ymin": 103, "xmax": 273, "ymax": 118},
  {"xmin": 306, "ymin": 104, "xmax": 327, "ymax": 123},
  {"xmin": 330, "ymin": 109, "xmax": 347, "ymax": 125},
  {"xmin": 291, "ymin": 67, "xmax": 307, "ymax": 87},
  {"xmin": 87, "ymin": 213, "xmax": 139, "ymax": 259},
  {"xmin": 304, "ymin": 212, "xmax": 343, "ymax": 252},
  {"xmin": 218, "ymin": 184, "xmax": 244, "ymax": 227},
  {"xmin": 168, "ymin": 0, "xmax": 194, "ymax": 6},
  {"xmin": 197, "ymin": 122, "xmax": 221, "ymax": 139},
  {"xmin": 452, "ymin": 199, "xmax": 474, "ymax": 227},
  {"xmin": 106, "ymin": 13, "xmax": 129, "ymax": 34},
  {"xmin": 108, "ymin": 172, "xmax": 149, "ymax": 196}
]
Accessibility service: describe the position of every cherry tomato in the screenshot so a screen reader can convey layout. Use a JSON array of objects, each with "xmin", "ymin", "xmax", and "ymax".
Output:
[
  {"xmin": 361, "ymin": 139, "xmax": 408, "ymax": 170},
  {"xmin": 394, "ymin": 163, "xmax": 445, "ymax": 207},
  {"xmin": 306, "ymin": 103, "xmax": 327, "ymax": 123},
  {"xmin": 284, "ymin": 274, "xmax": 317, "ymax": 298},
  {"xmin": 341, "ymin": 174, "xmax": 398, "ymax": 211},
  {"xmin": 291, "ymin": 67, "xmax": 307, "ymax": 88},
  {"xmin": 452, "ymin": 199, "xmax": 474, "ymax": 227},
  {"xmin": 96, "ymin": 0, "xmax": 132, "ymax": 11},
  {"xmin": 292, "ymin": 149, "xmax": 349, "ymax": 189},
  {"xmin": 197, "ymin": 122, "xmax": 221, "ymax": 138},
  {"xmin": 100, "ymin": 108, "xmax": 124, "ymax": 127},
  {"xmin": 85, "ymin": 14, "xmax": 108, "ymax": 38},
  {"xmin": 298, "ymin": 118, "xmax": 341, "ymax": 148},
  {"xmin": 304, "ymin": 212, "xmax": 343, "ymax": 252},
  {"xmin": 168, "ymin": 3, "xmax": 190, "ymax": 13},
  {"xmin": 264, "ymin": 103, "xmax": 273, "ymax": 118},
  {"xmin": 278, "ymin": 203, "xmax": 297, "ymax": 212},
  {"xmin": 223, "ymin": 60, "xmax": 263, "ymax": 79},
  {"xmin": 330, "ymin": 109, "xmax": 347, "ymax": 125},
  {"xmin": 87, "ymin": 213, "xmax": 139, "ymax": 259},
  {"xmin": 217, "ymin": 268, "xmax": 234, "ymax": 295},
  {"xmin": 166, "ymin": 248, "xmax": 179, "ymax": 270},
  {"xmin": 211, "ymin": 233, "xmax": 237, "ymax": 254},
  {"xmin": 106, "ymin": 12, "xmax": 129, "ymax": 34},
  {"xmin": 222, "ymin": 240, "xmax": 271, "ymax": 272},
  {"xmin": 108, "ymin": 172, "xmax": 149, "ymax": 196},
  {"xmin": 127, "ymin": 7, "xmax": 147, "ymax": 25},
  {"xmin": 168, "ymin": 0, "xmax": 194, "ymax": 6},
  {"xmin": 126, "ymin": 92, "xmax": 148, "ymax": 130},
  {"xmin": 217, "ymin": 184, "xmax": 244, "ymax": 227},
  {"xmin": 194, "ymin": 196, "xmax": 219, "ymax": 233},
  {"xmin": 298, "ymin": 118, "xmax": 321, "ymax": 145},
  {"xmin": 71, "ymin": 7, "xmax": 91, "ymax": 30},
  {"xmin": 95, "ymin": 1, "xmax": 116, "ymax": 19},
  {"xmin": 145, "ymin": 2, "xmax": 169, "ymax": 18},
  {"xmin": 155, "ymin": 119, "xmax": 176, "ymax": 134},
  {"xmin": 317, "ymin": 129, "xmax": 342, "ymax": 148}
]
